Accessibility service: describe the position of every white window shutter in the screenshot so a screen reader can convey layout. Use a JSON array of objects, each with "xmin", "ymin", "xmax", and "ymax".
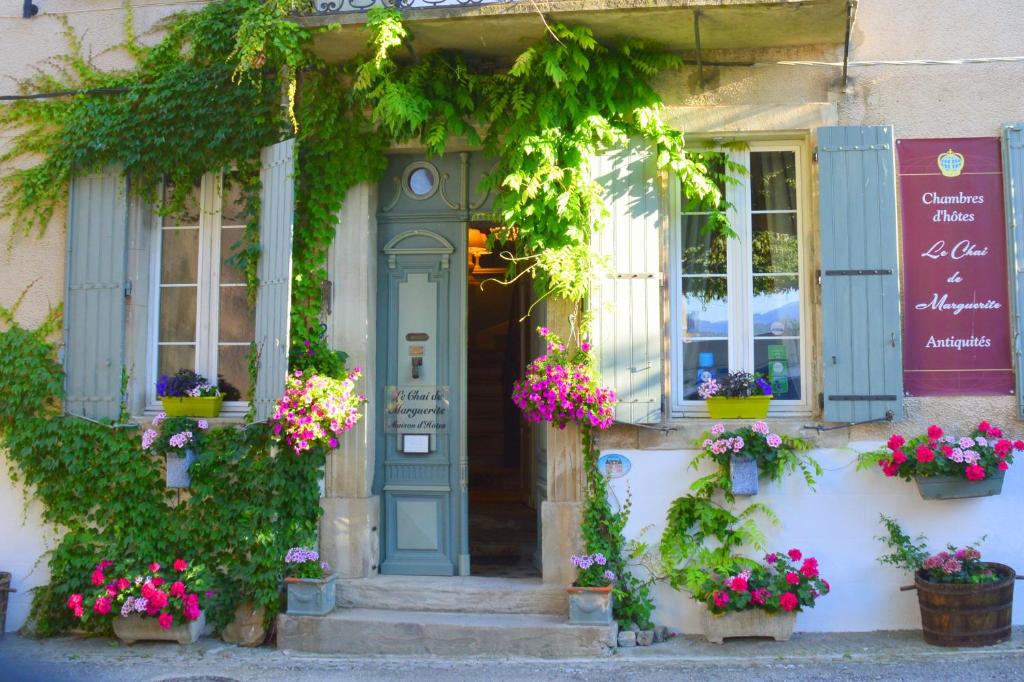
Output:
[
  {"xmin": 64, "ymin": 168, "xmax": 129, "ymax": 420},
  {"xmin": 253, "ymin": 139, "xmax": 296, "ymax": 422},
  {"xmin": 591, "ymin": 143, "xmax": 664, "ymax": 425}
]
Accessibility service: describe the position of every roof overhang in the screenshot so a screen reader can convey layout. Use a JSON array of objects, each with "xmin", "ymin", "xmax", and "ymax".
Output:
[{"xmin": 297, "ymin": 0, "xmax": 856, "ymax": 64}]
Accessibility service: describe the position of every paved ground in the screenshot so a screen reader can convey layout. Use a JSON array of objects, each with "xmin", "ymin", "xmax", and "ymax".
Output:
[{"xmin": 2, "ymin": 628, "xmax": 1024, "ymax": 681}]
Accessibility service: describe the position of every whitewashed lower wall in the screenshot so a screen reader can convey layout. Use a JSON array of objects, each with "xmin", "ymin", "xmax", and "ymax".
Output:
[
  {"xmin": 0, "ymin": 454, "xmax": 53, "ymax": 632},
  {"xmin": 605, "ymin": 443, "xmax": 1024, "ymax": 633}
]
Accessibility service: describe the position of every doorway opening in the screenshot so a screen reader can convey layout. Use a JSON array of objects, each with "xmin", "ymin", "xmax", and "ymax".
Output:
[{"xmin": 466, "ymin": 224, "xmax": 539, "ymax": 578}]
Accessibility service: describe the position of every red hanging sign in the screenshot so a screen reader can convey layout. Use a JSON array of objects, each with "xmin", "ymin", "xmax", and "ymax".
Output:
[{"xmin": 897, "ymin": 137, "xmax": 1014, "ymax": 396}]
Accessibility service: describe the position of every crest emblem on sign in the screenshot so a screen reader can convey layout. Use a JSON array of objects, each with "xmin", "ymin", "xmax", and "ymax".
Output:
[{"xmin": 937, "ymin": 149, "xmax": 965, "ymax": 177}]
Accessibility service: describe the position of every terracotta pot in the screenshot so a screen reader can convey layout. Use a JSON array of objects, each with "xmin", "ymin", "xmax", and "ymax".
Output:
[
  {"xmin": 112, "ymin": 612, "xmax": 205, "ymax": 645},
  {"xmin": 566, "ymin": 586, "xmax": 614, "ymax": 625},
  {"xmin": 706, "ymin": 396, "xmax": 771, "ymax": 419},
  {"xmin": 221, "ymin": 601, "xmax": 268, "ymax": 647},
  {"xmin": 285, "ymin": 574, "xmax": 336, "ymax": 616},
  {"xmin": 701, "ymin": 608, "xmax": 796, "ymax": 644}
]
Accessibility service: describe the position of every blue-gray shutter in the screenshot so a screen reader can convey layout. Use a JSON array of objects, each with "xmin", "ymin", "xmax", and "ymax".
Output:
[
  {"xmin": 63, "ymin": 168, "xmax": 129, "ymax": 420},
  {"xmin": 591, "ymin": 143, "xmax": 663, "ymax": 424},
  {"xmin": 1002, "ymin": 123, "xmax": 1024, "ymax": 417},
  {"xmin": 253, "ymin": 139, "xmax": 296, "ymax": 421},
  {"xmin": 818, "ymin": 125, "xmax": 903, "ymax": 422}
]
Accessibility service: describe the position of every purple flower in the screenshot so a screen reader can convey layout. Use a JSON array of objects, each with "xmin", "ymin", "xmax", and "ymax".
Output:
[
  {"xmin": 766, "ymin": 433, "xmax": 782, "ymax": 448},
  {"xmin": 141, "ymin": 429, "xmax": 158, "ymax": 450},
  {"xmin": 755, "ymin": 378, "xmax": 773, "ymax": 396},
  {"xmin": 603, "ymin": 570, "xmax": 615, "ymax": 581}
]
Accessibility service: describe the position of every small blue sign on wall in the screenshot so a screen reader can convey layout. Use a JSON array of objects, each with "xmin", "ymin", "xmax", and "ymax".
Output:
[{"xmin": 597, "ymin": 453, "xmax": 631, "ymax": 479}]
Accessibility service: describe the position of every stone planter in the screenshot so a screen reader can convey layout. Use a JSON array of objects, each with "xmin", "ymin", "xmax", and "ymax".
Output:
[
  {"xmin": 165, "ymin": 449, "xmax": 198, "ymax": 489},
  {"xmin": 221, "ymin": 601, "xmax": 268, "ymax": 647},
  {"xmin": 706, "ymin": 395, "xmax": 771, "ymax": 419},
  {"xmin": 730, "ymin": 454, "xmax": 759, "ymax": 496},
  {"xmin": 566, "ymin": 586, "xmax": 614, "ymax": 625},
  {"xmin": 701, "ymin": 608, "xmax": 796, "ymax": 644},
  {"xmin": 112, "ymin": 612, "xmax": 205, "ymax": 645},
  {"xmin": 915, "ymin": 470, "xmax": 1005, "ymax": 500},
  {"xmin": 286, "ymin": 574, "xmax": 336, "ymax": 616},
  {"xmin": 160, "ymin": 395, "xmax": 223, "ymax": 418}
]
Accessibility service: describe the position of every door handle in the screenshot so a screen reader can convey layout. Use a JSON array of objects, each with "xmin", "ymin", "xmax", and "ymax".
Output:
[{"xmin": 411, "ymin": 356, "xmax": 423, "ymax": 379}]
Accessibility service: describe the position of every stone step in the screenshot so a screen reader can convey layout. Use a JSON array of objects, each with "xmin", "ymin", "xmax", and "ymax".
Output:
[
  {"xmin": 278, "ymin": 608, "xmax": 616, "ymax": 658},
  {"xmin": 336, "ymin": 575, "xmax": 567, "ymax": 615}
]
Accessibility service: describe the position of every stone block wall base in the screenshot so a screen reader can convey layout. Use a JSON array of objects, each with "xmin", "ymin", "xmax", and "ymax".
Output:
[
  {"xmin": 320, "ymin": 496, "xmax": 380, "ymax": 580},
  {"xmin": 541, "ymin": 500, "xmax": 582, "ymax": 585}
]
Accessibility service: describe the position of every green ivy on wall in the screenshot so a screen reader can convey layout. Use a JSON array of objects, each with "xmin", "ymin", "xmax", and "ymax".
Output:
[
  {"xmin": 0, "ymin": 0, "xmax": 738, "ymax": 633},
  {"xmin": 0, "ymin": 307, "xmax": 323, "ymax": 635}
]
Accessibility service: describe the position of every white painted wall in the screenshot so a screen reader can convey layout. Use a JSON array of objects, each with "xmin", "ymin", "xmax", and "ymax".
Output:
[
  {"xmin": 0, "ymin": 457, "xmax": 55, "ymax": 633},
  {"xmin": 606, "ymin": 445, "xmax": 1024, "ymax": 633}
]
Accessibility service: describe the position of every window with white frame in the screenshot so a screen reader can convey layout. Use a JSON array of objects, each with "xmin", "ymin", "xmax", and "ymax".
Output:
[
  {"xmin": 148, "ymin": 172, "xmax": 255, "ymax": 410},
  {"xmin": 670, "ymin": 143, "xmax": 810, "ymax": 414}
]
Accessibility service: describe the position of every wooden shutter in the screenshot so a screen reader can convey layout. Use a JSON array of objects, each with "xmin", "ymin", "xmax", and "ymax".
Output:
[
  {"xmin": 818, "ymin": 125, "xmax": 903, "ymax": 422},
  {"xmin": 591, "ymin": 143, "xmax": 664, "ymax": 425},
  {"xmin": 253, "ymin": 139, "xmax": 296, "ymax": 422},
  {"xmin": 1003, "ymin": 123, "xmax": 1024, "ymax": 417},
  {"xmin": 64, "ymin": 168, "xmax": 129, "ymax": 420}
]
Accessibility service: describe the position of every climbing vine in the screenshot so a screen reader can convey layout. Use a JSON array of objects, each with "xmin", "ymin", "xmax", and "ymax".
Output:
[
  {"xmin": 0, "ymin": 306, "xmax": 323, "ymax": 635},
  {"xmin": 0, "ymin": 0, "xmax": 737, "ymax": 633}
]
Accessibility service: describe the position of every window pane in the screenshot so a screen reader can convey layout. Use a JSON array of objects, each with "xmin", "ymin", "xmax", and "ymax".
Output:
[
  {"xmin": 681, "ymin": 153, "xmax": 727, "ymax": 213},
  {"xmin": 750, "ymin": 151, "xmax": 796, "ymax": 211},
  {"xmin": 681, "ymin": 339, "xmax": 729, "ymax": 400},
  {"xmin": 158, "ymin": 344, "xmax": 195, "ymax": 379},
  {"xmin": 680, "ymin": 215, "xmax": 727, "ymax": 275},
  {"xmin": 160, "ymin": 228, "xmax": 199, "ymax": 284},
  {"xmin": 753, "ymin": 276, "xmax": 800, "ymax": 336},
  {"xmin": 217, "ymin": 345, "xmax": 248, "ymax": 401},
  {"xmin": 755, "ymin": 339, "xmax": 801, "ymax": 400},
  {"xmin": 220, "ymin": 171, "xmax": 247, "ymax": 224},
  {"xmin": 752, "ymin": 214, "xmax": 798, "ymax": 274},
  {"xmin": 159, "ymin": 287, "xmax": 197, "ymax": 342},
  {"xmin": 162, "ymin": 179, "xmax": 201, "ymax": 226},
  {"xmin": 220, "ymin": 226, "xmax": 246, "ymax": 285},
  {"xmin": 219, "ymin": 286, "xmax": 255, "ymax": 343},
  {"xmin": 681, "ymin": 277, "xmax": 728, "ymax": 337}
]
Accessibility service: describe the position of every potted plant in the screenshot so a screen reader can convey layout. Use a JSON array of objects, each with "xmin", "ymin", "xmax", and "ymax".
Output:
[
  {"xmin": 693, "ymin": 422, "xmax": 818, "ymax": 497},
  {"xmin": 696, "ymin": 549, "xmax": 830, "ymax": 644},
  {"xmin": 66, "ymin": 558, "xmax": 207, "ymax": 644},
  {"xmin": 698, "ymin": 371, "xmax": 773, "ymax": 419},
  {"xmin": 271, "ymin": 368, "xmax": 366, "ymax": 455},
  {"xmin": 157, "ymin": 369, "xmax": 223, "ymax": 418},
  {"xmin": 141, "ymin": 414, "xmax": 209, "ymax": 488},
  {"xmin": 877, "ymin": 515, "xmax": 1015, "ymax": 646},
  {"xmin": 566, "ymin": 553, "xmax": 616, "ymax": 625},
  {"xmin": 284, "ymin": 547, "xmax": 335, "ymax": 616},
  {"xmin": 859, "ymin": 422, "xmax": 1018, "ymax": 499}
]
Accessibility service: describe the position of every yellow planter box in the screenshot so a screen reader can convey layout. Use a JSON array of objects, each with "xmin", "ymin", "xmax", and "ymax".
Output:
[
  {"xmin": 160, "ymin": 395, "xmax": 223, "ymax": 418},
  {"xmin": 706, "ymin": 395, "xmax": 771, "ymax": 419}
]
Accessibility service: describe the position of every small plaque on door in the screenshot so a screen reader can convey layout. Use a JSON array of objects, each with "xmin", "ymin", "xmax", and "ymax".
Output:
[
  {"xmin": 401, "ymin": 433, "xmax": 430, "ymax": 454},
  {"xmin": 406, "ymin": 332, "xmax": 429, "ymax": 341}
]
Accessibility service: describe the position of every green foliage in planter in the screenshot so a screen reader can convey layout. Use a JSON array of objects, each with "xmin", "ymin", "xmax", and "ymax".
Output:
[
  {"xmin": 580, "ymin": 427, "xmax": 654, "ymax": 629},
  {"xmin": 0, "ymin": 313, "xmax": 322, "ymax": 635},
  {"xmin": 690, "ymin": 426, "xmax": 819, "ymax": 502},
  {"xmin": 659, "ymin": 426, "xmax": 817, "ymax": 596}
]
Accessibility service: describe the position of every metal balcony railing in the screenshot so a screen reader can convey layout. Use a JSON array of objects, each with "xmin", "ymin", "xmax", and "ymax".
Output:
[{"xmin": 310, "ymin": 0, "xmax": 522, "ymax": 15}]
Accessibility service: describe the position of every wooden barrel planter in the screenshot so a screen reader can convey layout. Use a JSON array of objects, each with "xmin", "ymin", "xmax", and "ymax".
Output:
[{"xmin": 905, "ymin": 562, "xmax": 1015, "ymax": 647}]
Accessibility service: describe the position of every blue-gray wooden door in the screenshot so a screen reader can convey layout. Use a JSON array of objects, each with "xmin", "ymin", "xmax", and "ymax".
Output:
[{"xmin": 375, "ymin": 153, "xmax": 491, "ymax": 576}]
